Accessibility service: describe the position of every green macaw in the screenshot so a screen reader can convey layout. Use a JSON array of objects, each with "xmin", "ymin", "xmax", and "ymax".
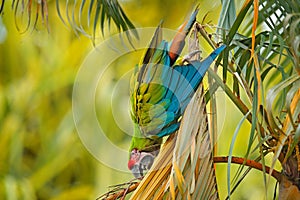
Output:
[{"xmin": 128, "ymin": 8, "xmax": 226, "ymax": 178}]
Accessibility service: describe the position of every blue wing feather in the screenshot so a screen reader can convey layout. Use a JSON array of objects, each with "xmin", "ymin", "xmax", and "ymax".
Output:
[
  {"xmin": 155, "ymin": 45, "xmax": 226, "ymax": 136},
  {"xmin": 131, "ymin": 8, "xmax": 225, "ymax": 139}
]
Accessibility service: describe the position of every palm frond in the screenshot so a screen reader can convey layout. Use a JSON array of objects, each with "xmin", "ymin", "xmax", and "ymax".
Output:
[
  {"xmin": 197, "ymin": 0, "xmax": 299, "ymax": 197},
  {"xmin": 0, "ymin": 0, "xmax": 137, "ymax": 42},
  {"xmin": 215, "ymin": 0, "xmax": 300, "ymax": 197},
  {"xmin": 283, "ymin": 9, "xmax": 300, "ymax": 74},
  {"xmin": 56, "ymin": 0, "xmax": 138, "ymax": 43},
  {"xmin": 4, "ymin": 0, "xmax": 50, "ymax": 33}
]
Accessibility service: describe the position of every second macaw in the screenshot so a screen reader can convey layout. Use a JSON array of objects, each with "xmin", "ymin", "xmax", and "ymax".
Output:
[{"xmin": 128, "ymin": 8, "xmax": 226, "ymax": 178}]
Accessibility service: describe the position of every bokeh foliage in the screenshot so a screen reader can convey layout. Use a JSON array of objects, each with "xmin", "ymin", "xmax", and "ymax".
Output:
[{"xmin": 0, "ymin": 5, "xmax": 95, "ymax": 199}]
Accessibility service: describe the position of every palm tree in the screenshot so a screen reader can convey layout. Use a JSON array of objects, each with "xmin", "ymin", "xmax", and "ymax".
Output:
[{"xmin": 1, "ymin": 0, "xmax": 299, "ymax": 199}]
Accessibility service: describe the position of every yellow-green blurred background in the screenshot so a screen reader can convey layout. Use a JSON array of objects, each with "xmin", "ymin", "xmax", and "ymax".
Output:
[{"xmin": 0, "ymin": 0, "xmax": 280, "ymax": 199}]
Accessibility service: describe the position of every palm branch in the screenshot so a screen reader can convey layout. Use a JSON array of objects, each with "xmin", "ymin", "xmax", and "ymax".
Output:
[
  {"xmin": 0, "ymin": 0, "xmax": 137, "ymax": 42},
  {"xmin": 211, "ymin": 0, "xmax": 300, "ymax": 198}
]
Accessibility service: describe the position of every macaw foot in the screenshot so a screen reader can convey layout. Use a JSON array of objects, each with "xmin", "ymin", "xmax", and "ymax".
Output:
[{"xmin": 180, "ymin": 50, "xmax": 202, "ymax": 65}]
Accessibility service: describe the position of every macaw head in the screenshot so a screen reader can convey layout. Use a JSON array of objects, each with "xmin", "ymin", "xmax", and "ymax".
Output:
[
  {"xmin": 128, "ymin": 125, "xmax": 162, "ymax": 178},
  {"xmin": 128, "ymin": 148, "xmax": 156, "ymax": 178}
]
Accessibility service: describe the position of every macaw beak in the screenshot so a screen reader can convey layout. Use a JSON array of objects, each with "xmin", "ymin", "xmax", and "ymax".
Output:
[
  {"xmin": 130, "ymin": 163, "xmax": 143, "ymax": 178},
  {"xmin": 128, "ymin": 149, "xmax": 156, "ymax": 178}
]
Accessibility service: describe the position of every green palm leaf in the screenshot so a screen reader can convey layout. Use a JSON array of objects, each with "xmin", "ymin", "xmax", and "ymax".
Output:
[
  {"xmin": 0, "ymin": 0, "xmax": 137, "ymax": 41},
  {"xmin": 216, "ymin": 0, "xmax": 300, "ymax": 197}
]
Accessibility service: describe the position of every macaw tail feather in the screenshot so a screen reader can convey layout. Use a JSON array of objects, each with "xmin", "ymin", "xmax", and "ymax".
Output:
[
  {"xmin": 209, "ymin": 44, "xmax": 226, "ymax": 60},
  {"xmin": 193, "ymin": 44, "xmax": 226, "ymax": 76},
  {"xmin": 169, "ymin": 8, "xmax": 199, "ymax": 64}
]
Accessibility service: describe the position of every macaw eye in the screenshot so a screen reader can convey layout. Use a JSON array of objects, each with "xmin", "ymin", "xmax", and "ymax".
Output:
[
  {"xmin": 130, "ymin": 152, "xmax": 155, "ymax": 178},
  {"xmin": 130, "ymin": 149, "xmax": 140, "ymax": 157},
  {"xmin": 139, "ymin": 154, "xmax": 155, "ymax": 172}
]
